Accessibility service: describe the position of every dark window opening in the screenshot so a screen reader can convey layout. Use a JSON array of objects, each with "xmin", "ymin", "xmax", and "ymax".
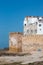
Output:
[
  {"xmin": 39, "ymin": 24, "xmax": 41, "ymax": 27},
  {"xmin": 25, "ymin": 24, "xmax": 26, "ymax": 26},
  {"xmin": 39, "ymin": 19, "xmax": 42, "ymax": 21},
  {"xmin": 31, "ymin": 30, "xmax": 33, "ymax": 33},
  {"xmin": 36, "ymin": 22, "xmax": 37, "ymax": 24},
  {"xmin": 27, "ymin": 30, "xmax": 29, "ymax": 33},
  {"xmin": 35, "ymin": 29, "xmax": 37, "ymax": 33},
  {"xmin": 40, "ymin": 29, "xmax": 41, "ymax": 31}
]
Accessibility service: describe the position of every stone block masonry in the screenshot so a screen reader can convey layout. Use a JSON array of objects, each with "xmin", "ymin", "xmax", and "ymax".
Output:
[{"xmin": 9, "ymin": 32, "xmax": 43, "ymax": 53}]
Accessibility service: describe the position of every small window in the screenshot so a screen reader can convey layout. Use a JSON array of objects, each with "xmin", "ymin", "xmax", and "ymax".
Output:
[
  {"xmin": 25, "ymin": 24, "xmax": 26, "ymax": 26},
  {"xmin": 30, "ymin": 23, "xmax": 32, "ymax": 25},
  {"xmin": 39, "ymin": 24, "xmax": 41, "ymax": 27},
  {"xmin": 40, "ymin": 29, "xmax": 41, "ymax": 31},
  {"xmin": 31, "ymin": 30, "xmax": 33, "ymax": 33},
  {"xmin": 35, "ymin": 29, "xmax": 37, "ymax": 33},
  {"xmin": 27, "ymin": 30, "xmax": 29, "ymax": 33},
  {"xmin": 36, "ymin": 22, "xmax": 37, "ymax": 24},
  {"xmin": 39, "ymin": 19, "xmax": 42, "ymax": 21}
]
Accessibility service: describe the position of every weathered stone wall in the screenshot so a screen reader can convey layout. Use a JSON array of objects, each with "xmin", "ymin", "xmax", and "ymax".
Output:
[
  {"xmin": 9, "ymin": 32, "xmax": 22, "ymax": 52},
  {"xmin": 22, "ymin": 35, "xmax": 43, "ymax": 53},
  {"xmin": 9, "ymin": 32, "xmax": 43, "ymax": 53}
]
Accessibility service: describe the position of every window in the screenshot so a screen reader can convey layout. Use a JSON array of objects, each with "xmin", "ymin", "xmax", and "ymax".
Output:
[
  {"xmin": 40, "ymin": 29, "xmax": 41, "ymax": 31},
  {"xmin": 27, "ymin": 30, "xmax": 29, "ymax": 33},
  {"xmin": 25, "ymin": 24, "xmax": 26, "ymax": 26},
  {"xmin": 36, "ymin": 22, "xmax": 37, "ymax": 25},
  {"xmin": 35, "ymin": 29, "xmax": 37, "ymax": 33},
  {"xmin": 30, "ymin": 23, "xmax": 32, "ymax": 25},
  {"xmin": 39, "ymin": 24, "xmax": 41, "ymax": 27},
  {"xmin": 39, "ymin": 20, "xmax": 42, "ymax": 21},
  {"xmin": 31, "ymin": 30, "xmax": 33, "ymax": 33}
]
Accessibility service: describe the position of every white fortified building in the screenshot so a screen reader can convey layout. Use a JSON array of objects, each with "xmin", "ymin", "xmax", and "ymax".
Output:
[{"xmin": 24, "ymin": 16, "xmax": 43, "ymax": 35}]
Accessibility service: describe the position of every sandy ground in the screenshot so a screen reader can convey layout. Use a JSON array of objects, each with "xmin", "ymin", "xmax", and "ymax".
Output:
[{"xmin": 0, "ymin": 51, "xmax": 43, "ymax": 64}]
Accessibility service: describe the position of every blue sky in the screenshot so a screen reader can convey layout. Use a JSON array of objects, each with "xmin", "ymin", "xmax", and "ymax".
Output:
[{"xmin": 0, "ymin": 0, "xmax": 43, "ymax": 48}]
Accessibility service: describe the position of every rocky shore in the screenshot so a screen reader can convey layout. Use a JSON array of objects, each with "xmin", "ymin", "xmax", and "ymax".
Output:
[{"xmin": 0, "ymin": 51, "xmax": 43, "ymax": 65}]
